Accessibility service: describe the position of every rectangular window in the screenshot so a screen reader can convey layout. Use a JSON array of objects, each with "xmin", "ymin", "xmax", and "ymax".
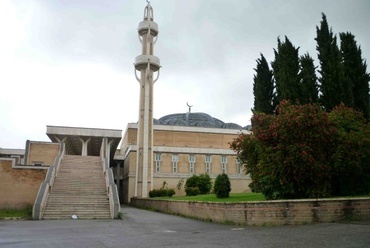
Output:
[
  {"xmin": 172, "ymin": 154, "xmax": 179, "ymax": 173},
  {"xmin": 155, "ymin": 153, "xmax": 161, "ymax": 173},
  {"xmin": 205, "ymin": 155, "xmax": 211, "ymax": 174},
  {"xmin": 189, "ymin": 154, "xmax": 195, "ymax": 173},
  {"xmin": 221, "ymin": 156, "xmax": 227, "ymax": 174},
  {"xmin": 236, "ymin": 157, "xmax": 242, "ymax": 174}
]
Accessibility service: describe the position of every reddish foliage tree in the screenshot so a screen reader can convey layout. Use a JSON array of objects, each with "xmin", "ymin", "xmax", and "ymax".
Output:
[
  {"xmin": 232, "ymin": 101, "xmax": 339, "ymax": 199},
  {"xmin": 232, "ymin": 101, "xmax": 370, "ymax": 199}
]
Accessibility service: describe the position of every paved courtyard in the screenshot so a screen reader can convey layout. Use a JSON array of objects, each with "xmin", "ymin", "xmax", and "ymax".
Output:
[{"xmin": 0, "ymin": 206, "xmax": 369, "ymax": 248}]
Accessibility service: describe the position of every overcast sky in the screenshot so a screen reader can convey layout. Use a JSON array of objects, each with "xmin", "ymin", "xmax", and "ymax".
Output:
[{"xmin": 1, "ymin": 0, "xmax": 369, "ymax": 149}]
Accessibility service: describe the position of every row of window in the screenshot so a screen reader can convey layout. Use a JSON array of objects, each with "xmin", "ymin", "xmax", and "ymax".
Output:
[{"xmin": 154, "ymin": 154, "xmax": 242, "ymax": 174}]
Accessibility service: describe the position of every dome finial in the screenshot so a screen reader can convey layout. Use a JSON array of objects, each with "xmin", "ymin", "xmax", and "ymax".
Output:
[{"xmin": 187, "ymin": 101, "xmax": 193, "ymax": 113}]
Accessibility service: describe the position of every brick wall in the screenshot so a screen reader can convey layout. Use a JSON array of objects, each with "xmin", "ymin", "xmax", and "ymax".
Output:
[
  {"xmin": 0, "ymin": 160, "xmax": 47, "ymax": 209},
  {"xmin": 131, "ymin": 197, "xmax": 370, "ymax": 226}
]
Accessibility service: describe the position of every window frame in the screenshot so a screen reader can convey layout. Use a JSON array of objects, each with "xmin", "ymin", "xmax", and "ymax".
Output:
[
  {"xmin": 205, "ymin": 155, "xmax": 211, "ymax": 174},
  {"xmin": 189, "ymin": 154, "xmax": 195, "ymax": 173},
  {"xmin": 154, "ymin": 153, "xmax": 162, "ymax": 173},
  {"xmin": 172, "ymin": 154, "xmax": 179, "ymax": 173},
  {"xmin": 221, "ymin": 155, "xmax": 227, "ymax": 174}
]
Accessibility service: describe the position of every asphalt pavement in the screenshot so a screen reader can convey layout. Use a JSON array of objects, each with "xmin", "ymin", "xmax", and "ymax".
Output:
[{"xmin": 0, "ymin": 205, "xmax": 369, "ymax": 248}]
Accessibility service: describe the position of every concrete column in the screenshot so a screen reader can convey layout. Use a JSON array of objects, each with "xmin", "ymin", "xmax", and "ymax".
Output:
[{"xmin": 79, "ymin": 138, "xmax": 90, "ymax": 156}]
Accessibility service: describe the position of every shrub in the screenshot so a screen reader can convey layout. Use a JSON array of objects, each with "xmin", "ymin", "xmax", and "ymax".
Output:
[
  {"xmin": 149, "ymin": 188, "xmax": 176, "ymax": 198},
  {"xmin": 185, "ymin": 187, "xmax": 200, "ymax": 196},
  {"xmin": 230, "ymin": 100, "xmax": 370, "ymax": 199},
  {"xmin": 185, "ymin": 174, "xmax": 212, "ymax": 195},
  {"xmin": 214, "ymin": 174, "xmax": 231, "ymax": 198},
  {"xmin": 185, "ymin": 175, "xmax": 199, "ymax": 188},
  {"xmin": 197, "ymin": 174, "xmax": 212, "ymax": 194},
  {"xmin": 166, "ymin": 189, "xmax": 176, "ymax": 197},
  {"xmin": 329, "ymin": 104, "xmax": 370, "ymax": 196}
]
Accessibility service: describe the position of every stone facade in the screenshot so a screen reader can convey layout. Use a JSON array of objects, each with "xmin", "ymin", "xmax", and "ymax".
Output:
[{"xmin": 116, "ymin": 123, "xmax": 251, "ymax": 203}]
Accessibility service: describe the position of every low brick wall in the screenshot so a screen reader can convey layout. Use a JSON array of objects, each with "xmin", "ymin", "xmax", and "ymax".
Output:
[
  {"xmin": 130, "ymin": 197, "xmax": 370, "ymax": 226},
  {"xmin": 0, "ymin": 159, "xmax": 47, "ymax": 209}
]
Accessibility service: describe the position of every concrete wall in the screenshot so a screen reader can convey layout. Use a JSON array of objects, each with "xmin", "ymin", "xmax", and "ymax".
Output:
[
  {"xmin": 0, "ymin": 159, "xmax": 47, "ymax": 208},
  {"xmin": 131, "ymin": 197, "xmax": 370, "ymax": 226},
  {"xmin": 27, "ymin": 142, "xmax": 60, "ymax": 166}
]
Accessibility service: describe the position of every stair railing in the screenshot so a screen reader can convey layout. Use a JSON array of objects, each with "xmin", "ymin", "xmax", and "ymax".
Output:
[
  {"xmin": 32, "ymin": 142, "xmax": 65, "ymax": 220},
  {"xmin": 101, "ymin": 138, "xmax": 121, "ymax": 219}
]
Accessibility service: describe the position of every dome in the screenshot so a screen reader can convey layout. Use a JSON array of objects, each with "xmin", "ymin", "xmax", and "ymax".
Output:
[
  {"xmin": 155, "ymin": 112, "xmax": 245, "ymax": 130},
  {"xmin": 222, "ymin": 123, "xmax": 242, "ymax": 129}
]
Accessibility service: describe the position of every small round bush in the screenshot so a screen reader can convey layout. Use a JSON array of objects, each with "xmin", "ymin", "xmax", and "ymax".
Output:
[
  {"xmin": 197, "ymin": 174, "xmax": 212, "ymax": 194},
  {"xmin": 185, "ymin": 174, "xmax": 212, "ymax": 195},
  {"xmin": 214, "ymin": 174, "xmax": 231, "ymax": 198},
  {"xmin": 185, "ymin": 175, "xmax": 199, "ymax": 188},
  {"xmin": 166, "ymin": 189, "xmax": 176, "ymax": 197},
  {"xmin": 185, "ymin": 187, "xmax": 200, "ymax": 196}
]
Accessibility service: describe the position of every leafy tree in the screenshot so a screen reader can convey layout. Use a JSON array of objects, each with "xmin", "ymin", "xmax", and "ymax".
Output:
[
  {"xmin": 340, "ymin": 32, "xmax": 370, "ymax": 120},
  {"xmin": 329, "ymin": 104, "xmax": 370, "ymax": 195},
  {"xmin": 271, "ymin": 36, "xmax": 301, "ymax": 104},
  {"xmin": 214, "ymin": 174, "xmax": 231, "ymax": 198},
  {"xmin": 231, "ymin": 101, "xmax": 370, "ymax": 199},
  {"xmin": 231, "ymin": 101, "xmax": 338, "ymax": 199},
  {"xmin": 315, "ymin": 13, "xmax": 344, "ymax": 111},
  {"xmin": 253, "ymin": 53, "xmax": 275, "ymax": 114},
  {"xmin": 299, "ymin": 53, "xmax": 319, "ymax": 104}
]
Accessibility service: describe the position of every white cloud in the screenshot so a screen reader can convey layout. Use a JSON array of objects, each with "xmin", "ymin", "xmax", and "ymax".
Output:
[{"xmin": 1, "ymin": 0, "xmax": 369, "ymax": 149}]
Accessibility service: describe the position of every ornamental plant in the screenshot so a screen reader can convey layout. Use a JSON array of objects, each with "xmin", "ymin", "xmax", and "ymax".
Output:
[
  {"xmin": 329, "ymin": 104, "xmax": 370, "ymax": 196},
  {"xmin": 231, "ymin": 101, "xmax": 338, "ymax": 199},
  {"xmin": 214, "ymin": 174, "xmax": 231, "ymax": 198},
  {"xmin": 185, "ymin": 174, "xmax": 212, "ymax": 195}
]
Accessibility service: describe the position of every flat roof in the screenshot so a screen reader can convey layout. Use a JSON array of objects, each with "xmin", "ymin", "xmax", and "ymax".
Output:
[{"xmin": 47, "ymin": 125, "xmax": 122, "ymax": 138}]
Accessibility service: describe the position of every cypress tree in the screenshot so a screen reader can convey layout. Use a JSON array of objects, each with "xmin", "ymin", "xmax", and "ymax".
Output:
[
  {"xmin": 253, "ymin": 53, "xmax": 275, "ymax": 114},
  {"xmin": 315, "ymin": 13, "xmax": 344, "ymax": 111},
  {"xmin": 299, "ymin": 53, "xmax": 319, "ymax": 104},
  {"xmin": 340, "ymin": 32, "xmax": 370, "ymax": 119},
  {"xmin": 271, "ymin": 36, "xmax": 301, "ymax": 104}
]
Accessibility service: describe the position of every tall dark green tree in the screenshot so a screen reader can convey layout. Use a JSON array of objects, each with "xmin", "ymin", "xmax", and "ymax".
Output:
[
  {"xmin": 340, "ymin": 32, "xmax": 370, "ymax": 119},
  {"xmin": 299, "ymin": 53, "xmax": 319, "ymax": 104},
  {"xmin": 253, "ymin": 53, "xmax": 275, "ymax": 114},
  {"xmin": 315, "ymin": 13, "xmax": 344, "ymax": 111},
  {"xmin": 271, "ymin": 36, "xmax": 301, "ymax": 104}
]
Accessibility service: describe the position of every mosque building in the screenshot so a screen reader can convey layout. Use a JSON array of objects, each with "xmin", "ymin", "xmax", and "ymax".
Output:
[{"xmin": 0, "ymin": 2, "xmax": 251, "ymax": 218}]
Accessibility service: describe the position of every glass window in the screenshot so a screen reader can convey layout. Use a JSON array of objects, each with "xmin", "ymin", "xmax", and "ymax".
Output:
[
  {"xmin": 172, "ymin": 154, "xmax": 179, "ymax": 173},
  {"xmin": 154, "ymin": 153, "xmax": 161, "ymax": 173},
  {"xmin": 189, "ymin": 154, "xmax": 195, "ymax": 173},
  {"xmin": 236, "ymin": 157, "xmax": 242, "ymax": 174},
  {"xmin": 205, "ymin": 155, "xmax": 211, "ymax": 174},
  {"xmin": 221, "ymin": 156, "xmax": 227, "ymax": 174}
]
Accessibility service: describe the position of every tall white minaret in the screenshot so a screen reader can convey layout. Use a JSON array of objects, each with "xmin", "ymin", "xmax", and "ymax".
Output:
[{"xmin": 134, "ymin": 1, "xmax": 160, "ymax": 198}]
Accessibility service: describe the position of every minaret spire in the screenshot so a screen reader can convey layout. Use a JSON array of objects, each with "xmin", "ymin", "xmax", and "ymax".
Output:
[{"xmin": 134, "ymin": 2, "xmax": 160, "ymax": 198}]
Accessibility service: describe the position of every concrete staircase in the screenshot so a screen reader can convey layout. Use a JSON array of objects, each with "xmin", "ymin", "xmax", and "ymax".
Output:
[{"xmin": 43, "ymin": 155, "xmax": 111, "ymax": 219}]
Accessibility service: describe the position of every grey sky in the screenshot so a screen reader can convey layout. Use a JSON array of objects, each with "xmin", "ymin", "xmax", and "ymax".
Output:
[{"xmin": 1, "ymin": 0, "xmax": 369, "ymax": 148}]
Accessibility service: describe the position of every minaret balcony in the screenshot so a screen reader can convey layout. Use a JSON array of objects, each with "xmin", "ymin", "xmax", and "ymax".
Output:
[
  {"xmin": 138, "ymin": 21, "xmax": 159, "ymax": 36},
  {"xmin": 135, "ymin": 55, "xmax": 161, "ymax": 72}
]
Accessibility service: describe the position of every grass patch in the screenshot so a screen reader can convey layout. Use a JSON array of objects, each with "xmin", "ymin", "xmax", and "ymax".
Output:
[
  {"xmin": 155, "ymin": 192, "xmax": 265, "ymax": 202},
  {"xmin": 0, "ymin": 206, "xmax": 33, "ymax": 219}
]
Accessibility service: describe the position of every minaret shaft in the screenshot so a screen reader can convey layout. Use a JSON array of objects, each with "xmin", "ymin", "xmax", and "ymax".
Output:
[{"xmin": 134, "ymin": 3, "xmax": 160, "ymax": 198}]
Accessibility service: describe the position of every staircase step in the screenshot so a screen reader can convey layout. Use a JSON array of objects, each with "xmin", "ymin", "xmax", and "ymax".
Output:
[{"xmin": 43, "ymin": 155, "xmax": 111, "ymax": 220}]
